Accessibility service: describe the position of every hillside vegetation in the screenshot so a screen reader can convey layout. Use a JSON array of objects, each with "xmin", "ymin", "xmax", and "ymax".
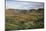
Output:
[{"xmin": 5, "ymin": 8, "xmax": 44, "ymax": 30}]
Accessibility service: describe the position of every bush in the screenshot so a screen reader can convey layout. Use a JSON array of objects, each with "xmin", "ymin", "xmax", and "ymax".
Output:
[{"xmin": 5, "ymin": 13, "xmax": 44, "ymax": 30}]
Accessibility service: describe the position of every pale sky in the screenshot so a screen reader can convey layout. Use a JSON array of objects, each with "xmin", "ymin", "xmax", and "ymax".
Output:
[{"xmin": 6, "ymin": 0, "xmax": 44, "ymax": 9}]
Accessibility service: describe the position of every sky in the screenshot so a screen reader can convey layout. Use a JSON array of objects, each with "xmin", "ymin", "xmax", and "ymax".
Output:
[{"xmin": 6, "ymin": 0, "xmax": 44, "ymax": 9}]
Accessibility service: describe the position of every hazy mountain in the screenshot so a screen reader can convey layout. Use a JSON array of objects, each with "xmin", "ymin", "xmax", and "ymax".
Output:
[{"xmin": 5, "ymin": 8, "xmax": 44, "ymax": 16}]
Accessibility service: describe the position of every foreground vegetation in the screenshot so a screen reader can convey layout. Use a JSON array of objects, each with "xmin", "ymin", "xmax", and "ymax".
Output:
[{"xmin": 5, "ymin": 8, "xmax": 44, "ymax": 30}]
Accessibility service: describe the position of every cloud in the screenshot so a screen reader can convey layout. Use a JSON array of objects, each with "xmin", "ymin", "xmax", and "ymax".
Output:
[
  {"xmin": 6, "ymin": 0, "xmax": 44, "ymax": 9},
  {"xmin": 6, "ymin": 0, "xmax": 44, "ymax": 2}
]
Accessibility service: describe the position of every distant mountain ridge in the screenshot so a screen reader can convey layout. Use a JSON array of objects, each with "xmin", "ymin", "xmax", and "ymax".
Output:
[{"xmin": 5, "ymin": 8, "xmax": 44, "ymax": 16}]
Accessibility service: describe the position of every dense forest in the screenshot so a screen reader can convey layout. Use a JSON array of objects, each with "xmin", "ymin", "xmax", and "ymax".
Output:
[{"xmin": 5, "ymin": 8, "xmax": 44, "ymax": 31}]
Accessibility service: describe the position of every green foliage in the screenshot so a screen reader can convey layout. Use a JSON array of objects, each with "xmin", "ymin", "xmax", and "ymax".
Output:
[
  {"xmin": 5, "ymin": 16, "xmax": 44, "ymax": 30},
  {"xmin": 5, "ymin": 9, "xmax": 44, "ymax": 30}
]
